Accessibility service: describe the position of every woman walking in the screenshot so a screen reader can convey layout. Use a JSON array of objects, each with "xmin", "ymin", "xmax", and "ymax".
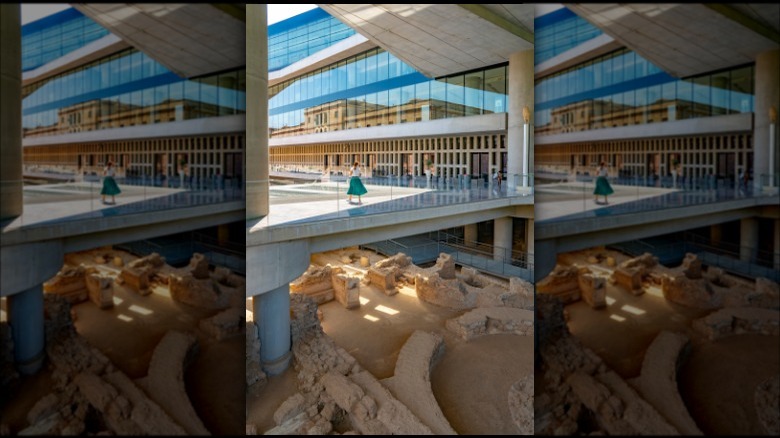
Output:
[
  {"xmin": 101, "ymin": 160, "xmax": 122, "ymax": 204},
  {"xmin": 593, "ymin": 161, "xmax": 613, "ymax": 204},
  {"xmin": 347, "ymin": 161, "xmax": 367, "ymax": 204}
]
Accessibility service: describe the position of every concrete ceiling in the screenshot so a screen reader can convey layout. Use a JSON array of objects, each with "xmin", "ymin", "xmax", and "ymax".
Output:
[
  {"xmin": 71, "ymin": 4, "xmax": 245, "ymax": 79},
  {"xmin": 317, "ymin": 4, "xmax": 534, "ymax": 79},
  {"xmin": 564, "ymin": 3, "xmax": 780, "ymax": 78}
]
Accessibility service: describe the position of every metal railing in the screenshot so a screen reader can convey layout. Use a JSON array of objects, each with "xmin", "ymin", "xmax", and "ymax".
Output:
[{"xmin": 363, "ymin": 231, "xmax": 534, "ymax": 281}]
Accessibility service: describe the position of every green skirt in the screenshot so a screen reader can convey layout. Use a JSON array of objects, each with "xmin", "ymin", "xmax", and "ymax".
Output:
[
  {"xmin": 593, "ymin": 176, "xmax": 614, "ymax": 196},
  {"xmin": 101, "ymin": 176, "xmax": 122, "ymax": 196},
  {"xmin": 346, "ymin": 176, "xmax": 367, "ymax": 196}
]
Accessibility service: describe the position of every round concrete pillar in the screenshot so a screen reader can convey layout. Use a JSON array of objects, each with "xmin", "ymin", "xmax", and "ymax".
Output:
[
  {"xmin": 507, "ymin": 49, "xmax": 533, "ymax": 193},
  {"xmin": 246, "ymin": 4, "xmax": 269, "ymax": 219},
  {"xmin": 0, "ymin": 4, "xmax": 23, "ymax": 219},
  {"xmin": 7, "ymin": 285, "xmax": 45, "ymax": 375},
  {"xmin": 534, "ymin": 239, "xmax": 558, "ymax": 283},
  {"xmin": 754, "ymin": 49, "xmax": 779, "ymax": 191},
  {"xmin": 253, "ymin": 285, "xmax": 292, "ymax": 375}
]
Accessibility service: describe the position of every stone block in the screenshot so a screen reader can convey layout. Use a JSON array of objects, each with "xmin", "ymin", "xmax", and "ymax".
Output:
[
  {"xmin": 612, "ymin": 267, "xmax": 644, "ymax": 295},
  {"xmin": 113, "ymin": 256, "xmax": 124, "ymax": 267},
  {"xmin": 86, "ymin": 273, "xmax": 114, "ymax": 309},
  {"xmin": 681, "ymin": 253, "xmax": 702, "ymax": 279},
  {"xmin": 360, "ymin": 256, "xmax": 370, "ymax": 267},
  {"xmin": 333, "ymin": 274, "xmax": 360, "ymax": 309},
  {"xmin": 434, "ymin": 253, "xmax": 456, "ymax": 279},
  {"xmin": 188, "ymin": 253, "xmax": 210, "ymax": 279},
  {"xmin": 368, "ymin": 267, "xmax": 397, "ymax": 295},
  {"xmin": 606, "ymin": 256, "xmax": 616, "ymax": 267},
  {"xmin": 579, "ymin": 272, "xmax": 606, "ymax": 309}
]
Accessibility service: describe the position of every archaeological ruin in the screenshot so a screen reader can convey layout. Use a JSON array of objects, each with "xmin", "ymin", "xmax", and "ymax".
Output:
[
  {"xmin": 0, "ymin": 248, "xmax": 245, "ymax": 435},
  {"xmin": 534, "ymin": 247, "xmax": 780, "ymax": 436},
  {"xmin": 246, "ymin": 248, "xmax": 535, "ymax": 435}
]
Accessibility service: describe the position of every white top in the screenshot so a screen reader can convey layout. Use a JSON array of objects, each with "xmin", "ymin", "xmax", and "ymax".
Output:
[
  {"xmin": 351, "ymin": 166, "xmax": 361, "ymax": 177},
  {"xmin": 598, "ymin": 167, "xmax": 608, "ymax": 177},
  {"xmin": 104, "ymin": 166, "xmax": 116, "ymax": 177}
]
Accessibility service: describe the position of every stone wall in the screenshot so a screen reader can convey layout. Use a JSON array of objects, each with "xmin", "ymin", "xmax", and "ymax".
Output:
[
  {"xmin": 246, "ymin": 321, "xmax": 267, "ymax": 389},
  {"xmin": 199, "ymin": 307, "xmax": 244, "ymax": 341},
  {"xmin": 445, "ymin": 307, "xmax": 534, "ymax": 341},
  {"xmin": 692, "ymin": 307, "xmax": 780, "ymax": 340}
]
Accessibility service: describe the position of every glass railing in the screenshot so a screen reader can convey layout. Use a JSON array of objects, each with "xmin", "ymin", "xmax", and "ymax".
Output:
[
  {"xmin": 255, "ymin": 171, "xmax": 535, "ymax": 228},
  {"xmin": 8, "ymin": 171, "xmax": 244, "ymax": 230},
  {"xmin": 534, "ymin": 171, "xmax": 779, "ymax": 224}
]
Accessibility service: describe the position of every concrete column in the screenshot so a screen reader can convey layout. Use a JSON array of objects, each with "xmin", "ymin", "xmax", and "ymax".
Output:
[
  {"xmin": 534, "ymin": 239, "xmax": 558, "ymax": 283},
  {"xmin": 0, "ymin": 4, "xmax": 23, "ymax": 219},
  {"xmin": 774, "ymin": 219, "xmax": 780, "ymax": 271},
  {"xmin": 246, "ymin": 5, "xmax": 269, "ymax": 219},
  {"xmin": 754, "ymin": 49, "xmax": 779, "ymax": 191},
  {"xmin": 464, "ymin": 223, "xmax": 477, "ymax": 247},
  {"xmin": 526, "ymin": 219, "xmax": 534, "ymax": 267},
  {"xmin": 710, "ymin": 224, "xmax": 722, "ymax": 247},
  {"xmin": 493, "ymin": 217, "xmax": 512, "ymax": 262},
  {"xmin": 253, "ymin": 285, "xmax": 292, "ymax": 376},
  {"xmin": 507, "ymin": 49, "xmax": 533, "ymax": 193},
  {"xmin": 7, "ymin": 285, "xmax": 45, "ymax": 375},
  {"xmin": 740, "ymin": 217, "xmax": 759, "ymax": 263},
  {"xmin": 218, "ymin": 224, "xmax": 230, "ymax": 246}
]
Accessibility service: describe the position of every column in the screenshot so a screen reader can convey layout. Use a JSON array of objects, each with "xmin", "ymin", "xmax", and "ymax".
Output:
[
  {"xmin": 754, "ymin": 49, "xmax": 779, "ymax": 191},
  {"xmin": 493, "ymin": 217, "xmax": 512, "ymax": 262},
  {"xmin": 0, "ymin": 4, "xmax": 23, "ymax": 219},
  {"xmin": 710, "ymin": 224, "xmax": 722, "ymax": 247},
  {"xmin": 507, "ymin": 49, "xmax": 533, "ymax": 193},
  {"xmin": 533, "ymin": 239, "xmax": 558, "ymax": 283},
  {"xmin": 774, "ymin": 219, "xmax": 780, "ymax": 271},
  {"xmin": 464, "ymin": 223, "xmax": 477, "ymax": 248},
  {"xmin": 7, "ymin": 285, "xmax": 45, "ymax": 375},
  {"xmin": 253, "ymin": 285, "xmax": 292, "ymax": 376},
  {"xmin": 246, "ymin": 4, "xmax": 269, "ymax": 219},
  {"xmin": 218, "ymin": 224, "xmax": 230, "ymax": 246},
  {"xmin": 740, "ymin": 217, "xmax": 759, "ymax": 263},
  {"xmin": 526, "ymin": 219, "xmax": 534, "ymax": 268}
]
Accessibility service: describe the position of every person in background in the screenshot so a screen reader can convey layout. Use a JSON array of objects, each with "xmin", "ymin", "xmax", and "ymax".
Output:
[
  {"xmin": 593, "ymin": 161, "xmax": 614, "ymax": 204},
  {"xmin": 347, "ymin": 161, "xmax": 368, "ymax": 204},
  {"xmin": 101, "ymin": 161, "xmax": 121, "ymax": 204}
]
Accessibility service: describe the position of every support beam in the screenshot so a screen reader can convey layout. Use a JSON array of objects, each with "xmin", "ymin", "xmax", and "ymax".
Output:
[
  {"xmin": 740, "ymin": 217, "xmax": 759, "ymax": 263},
  {"xmin": 754, "ymin": 49, "xmax": 779, "ymax": 192},
  {"xmin": 494, "ymin": 217, "xmax": 512, "ymax": 262},
  {"xmin": 507, "ymin": 49, "xmax": 533, "ymax": 193}
]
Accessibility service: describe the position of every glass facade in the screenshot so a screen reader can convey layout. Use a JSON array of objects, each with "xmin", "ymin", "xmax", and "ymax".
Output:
[
  {"xmin": 535, "ymin": 47, "xmax": 755, "ymax": 136},
  {"xmin": 269, "ymin": 47, "xmax": 507, "ymax": 138},
  {"xmin": 22, "ymin": 8, "xmax": 110, "ymax": 72},
  {"xmin": 535, "ymin": 7, "xmax": 601, "ymax": 65},
  {"xmin": 268, "ymin": 7, "xmax": 355, "ymax": 72},
  {"xmin": 22, "ymin": 48, "xmax": 246, "ymax": 138}
]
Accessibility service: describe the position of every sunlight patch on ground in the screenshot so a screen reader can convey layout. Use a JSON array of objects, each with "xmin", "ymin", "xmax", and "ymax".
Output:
[
  {"xmin": 610, "ymin": 314, "xmax": 626, "ymax": 322},
  {"xmin": 117, "ymin": 314, "xmax": 133, "ymax": 322},
  {"xmin": 645, "ymin": 285, "xmax": 664, "ymax": 298},
  {"xmin": 128, "ymin": 304, "xmax": 153, "ymax": 316},
  {"xmin": 363, "ymin": 314, "xmax": 380, "ymax": 322},
  {"xmin": 621, "ymin": 304, "xmax": 646, "ymax": 316},
  {"xmin": 359, "ymin": 296, "xmax": 371, "ymax": 305},
  {"xmin": 375, "ymin": 304, "xmax": 399, "ymax": 315},
  {"xmin": 397, "ymin": 285, "xmax": 417, "ymax": 297}
]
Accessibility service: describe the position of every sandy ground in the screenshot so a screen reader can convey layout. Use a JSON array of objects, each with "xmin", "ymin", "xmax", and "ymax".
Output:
[
  {"xmin": 1, "ymin": 248, "xmax": 245, "ymax": 436},
  {"xmin": 556, "ymin": 247, "xmax": 780, "ymax": 434},
  {"xmin": 247, "ymin": 248, "xmax": 534, "ymax": 435}
]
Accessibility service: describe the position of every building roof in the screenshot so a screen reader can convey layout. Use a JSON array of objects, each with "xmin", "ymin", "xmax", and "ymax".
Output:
[
  {"xmin": 564, "ymin": 3, "xmax": 780, "ymax": 78},
  {"xmin": 71, "ymin": 4, "xmax": 245, "ymax": 79},
  {"xmin": 316, "ymin": 4, "xmax": 534, "ymax": 78}
]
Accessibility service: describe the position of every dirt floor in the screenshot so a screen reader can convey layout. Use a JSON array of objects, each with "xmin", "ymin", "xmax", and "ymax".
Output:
[
  {"xmin": 247, "ymin": 248, "xmax": 534, "ymax": 435},
  {"xmin": 556, "ymin": 247, "xmax": 780, "ymax": 435},
  {"xmin": 1, "ymin": 248, "xmax": 245, "ymax": 436}
]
